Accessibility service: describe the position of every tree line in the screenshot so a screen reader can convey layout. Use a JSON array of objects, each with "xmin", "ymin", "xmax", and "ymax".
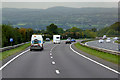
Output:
[
  {"xmin": 2, "ymin": 24, "xmax": 33, "ymax": 47},
  {"xmin": 2, "ymin": 22, "xmax": 119, "ymax": 47},
  {"xmin": 97, "ymin": 22, "xmax": 120, "ymax": 37},
  {"xmin": 39, "ymin": 23, "xmax": 97, "ymax": 39},
  {"xmin": 38, "ymin": 22, "xmax": 120, "ymax": 39}
]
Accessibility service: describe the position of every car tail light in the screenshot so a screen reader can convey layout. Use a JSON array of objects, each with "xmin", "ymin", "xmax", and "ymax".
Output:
[
  {"xmin": 31, "ymin": 44, "xmax": 33, "ymax": 47},
  {"xmin": 38, "ymin": 44, "xmax": 40, "ymax": 46}
]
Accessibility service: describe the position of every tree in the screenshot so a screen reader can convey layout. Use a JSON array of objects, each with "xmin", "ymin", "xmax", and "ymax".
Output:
[
  {"xmin": 26, "ymin": 28, "xmax": 33, "ymax": 41},
  {"xmin": 75, "ymin": 32, "xmax": 81, "ymax": 39},
  {"xmin": 84, "ymin": 30, "xmax": 96, "ymax": 38},
  {"xmin": 19, "ymin": 28, "xmax": 27, "ymax": 42},
  {"xmin": 97, "ymin": 22, "xmax": 120, "ymax": 37},
  {"xmin": 2, "ymin": 24, "xmax": 34, "ymax": 47},
  {"xmin": 65, "ymin": 27, "xmax": 82, "ymax": 39},
  {"xmin": 46, "ymin": 23, "xmax": 58, "ymax": 35},
  {"xmin": 57, "ymin": 28, "xmax": 64, "ymax": 34},
  {"xmin": 2, "ymin": 24, "xmax": 23, "ymax": 47},
  {"xmin": 91, "ymin": 28, "xmax": 97, "ymax": 32},
  {"xmin": 67, "ymin": 27, "xmax": 82, "ymax": 32}
]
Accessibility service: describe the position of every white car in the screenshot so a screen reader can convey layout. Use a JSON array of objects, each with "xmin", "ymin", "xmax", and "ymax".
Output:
[
  {"xmin": 99, "ymin": 39, "xmax": 104, "ymax": 43},
  {"xmin": 113, "ymin": 37, "xmax": 119, "ymax": 40},
  {"xmin": 106, "ymin": 38, "xmax": 111, "ymax": 43}
]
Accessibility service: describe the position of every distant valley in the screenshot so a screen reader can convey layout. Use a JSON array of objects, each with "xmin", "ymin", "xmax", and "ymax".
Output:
[{"xmin": 2, "ymin": 7, "xmax": 118, "ymax": 30}]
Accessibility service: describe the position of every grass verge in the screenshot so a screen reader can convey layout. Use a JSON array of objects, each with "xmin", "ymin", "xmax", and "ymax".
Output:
[
  {"xmin": 0, "ymin": 43, "xmax": 30, "ymax": 60},
  {"xmin": 115, "ymin": 40, "xmax": 120, "ymax": 44},
  {"xmin": 74, "ymin": 42, "xmax": 119, "ymax": 64}
]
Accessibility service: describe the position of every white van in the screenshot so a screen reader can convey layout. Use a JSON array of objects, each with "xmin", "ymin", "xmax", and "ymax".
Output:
[
  {"xmin": 102, "ymin": 35, "xmax": 107, "ymax": 39},
  {"xmin": 30, "ymin": 35, "xmax": 44, "ymax": 51},
  {"xmin": 53, "ymin": 35, "xmax": 60, "ymax": 44}
]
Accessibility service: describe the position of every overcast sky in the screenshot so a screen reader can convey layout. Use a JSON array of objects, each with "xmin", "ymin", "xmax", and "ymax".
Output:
[
  {"xmin": 2, "ymin": 2, "xmax": 118, "ymax": 9},
  {"xmin": 1, "ymin": 0, "xmax": 119, "ymax": 2}
]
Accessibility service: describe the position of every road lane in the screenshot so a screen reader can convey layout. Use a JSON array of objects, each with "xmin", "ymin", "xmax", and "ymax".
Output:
[
  {"xmin": 86, "ymin": 39, "xmax": 118, "ymax": 51},
  {"xmin": 51, "ymin": 42, "xmax": 118, "ymax": 78},
  {"xmin": 3, "ymin": 42, "xmax": 59, "ymax": 78},
  {"xmin": 2, "ymin": 41, "xmax": 118, "ymax": 78}
]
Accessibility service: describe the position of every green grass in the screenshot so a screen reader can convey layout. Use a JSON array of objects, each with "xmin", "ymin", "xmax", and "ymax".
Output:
[
  {"xmin": 0, "ymin": 43, "xmax": 30, "ymax": 60},
  {"xmin": 115, "ymin": 40, "xmax": 120, "ymax": 44},
  {"xmin": 74, "ymin": 42, "xmax": 119, "ymax": 64}
]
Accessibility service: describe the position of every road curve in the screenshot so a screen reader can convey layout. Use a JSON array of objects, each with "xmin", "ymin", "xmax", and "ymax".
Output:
[
  {"xmin": 86, "ymin": 39, "xmax": 118, "ymax": 51},
  {"xmin": 2, "ymin": 41, "xmax": 118, "ymax": 78}
]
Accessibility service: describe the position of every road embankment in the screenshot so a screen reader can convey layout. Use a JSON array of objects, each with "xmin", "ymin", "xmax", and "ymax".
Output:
[
  {"xmin": 85, "ymin": 40, "xmax": 119, "ymax": 54},
  {"xmin": 74, "ymin": 42, "xmax": 119, "ymax": 64},
  {"xmin": 0, "ymin": 43, "xmax": 30, "ymax": 61},
  {"xmin": 0, "ymin": 42, "xmax": 29, "ymax": 52}
]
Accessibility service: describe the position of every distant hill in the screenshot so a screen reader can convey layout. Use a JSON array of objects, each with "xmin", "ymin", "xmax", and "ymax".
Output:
[
  {"xmin": 2, "ymin": 7, "xmax": 118, "ymax": 30},
  {"xmin": 97, "ymin": 22, "xmax": 120, "ymax": 36}
]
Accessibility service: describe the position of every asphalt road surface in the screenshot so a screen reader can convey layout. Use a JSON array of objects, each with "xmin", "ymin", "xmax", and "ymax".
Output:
[
  {"xmin": 2, "ymin": 41, "xmax": 118, "ymax": 78},
  {"xmin": 86, "ymin": 39, "xmax": 118, "ymax": 51}
]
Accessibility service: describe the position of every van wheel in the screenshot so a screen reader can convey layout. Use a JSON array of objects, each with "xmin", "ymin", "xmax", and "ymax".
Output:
[
  {"xmin": 41, "ymin": 47, "xmax": 44, "ymax": 50},
  {"xmin": 30, "ymin": 49, "xmax": 32, "ymax": 51}
]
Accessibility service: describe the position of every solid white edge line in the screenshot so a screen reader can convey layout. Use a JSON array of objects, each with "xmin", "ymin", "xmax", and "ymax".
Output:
[
  {"xmin": 0, "ymin": 49, "xmax": 30, "ymax": 70},
  {"xmin": 70, "ymin": 43, "xmax": 120, "ymax": 75}
]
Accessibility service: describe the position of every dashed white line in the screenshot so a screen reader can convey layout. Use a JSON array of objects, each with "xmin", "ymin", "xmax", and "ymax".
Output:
[
  {"xmin": 51, "ymin": 56, "xmax": 53, "ymax": 59},
  {"xmin": 0, "ymin": 49, "xmax": 30, "ymax": 70},
  {"xmin": 51, "ymin": 45, "xmax": 57, "ymax": 51},
  {"xmin": 50, "ymin": 53, "xmax": 52, "ymax": 56},
  {"xmin": 70, "ymin": 43, "xmax": 120, "ymax": 74},
  {"xmin": 55, "ymin": 70, "xmax": 60, "ymax": 74},
  {"xmin": 50, "ymin": 45, "xmax": 61, "ymax": 75},
  {"xmin": 52, "ymin": 61, "xmax": 56, "ymax": 65}
]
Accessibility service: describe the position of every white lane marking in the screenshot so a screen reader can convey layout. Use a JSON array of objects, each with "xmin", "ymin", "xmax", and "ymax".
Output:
[
  {"xmin": 52, "ymin": 61, "xmax": 56, "ymax": 65},
  {"xmin": 70, "ymin": 43, "xmax": 120, "ymax": 74},
  {"xmin": 0, "ymin": 49, "xmax": 30, "ymax": 70},
  {"xmin": 51, "ymin": 56, "xmax": 53, "ymax": 59},
  {"xmin": 50, "ymin": 53, "xmax": 52, "ymax": 56},
  {"xmin": 51, "ymin": 46, "xmax": 55, "ymax": 51},
  {"xmin": 50, "ymin": 45, "xmax": 58, "ymax": 54},
  {"xmin": 55, "ymin": 70, "xmax": 60, "ymax": 74}
]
